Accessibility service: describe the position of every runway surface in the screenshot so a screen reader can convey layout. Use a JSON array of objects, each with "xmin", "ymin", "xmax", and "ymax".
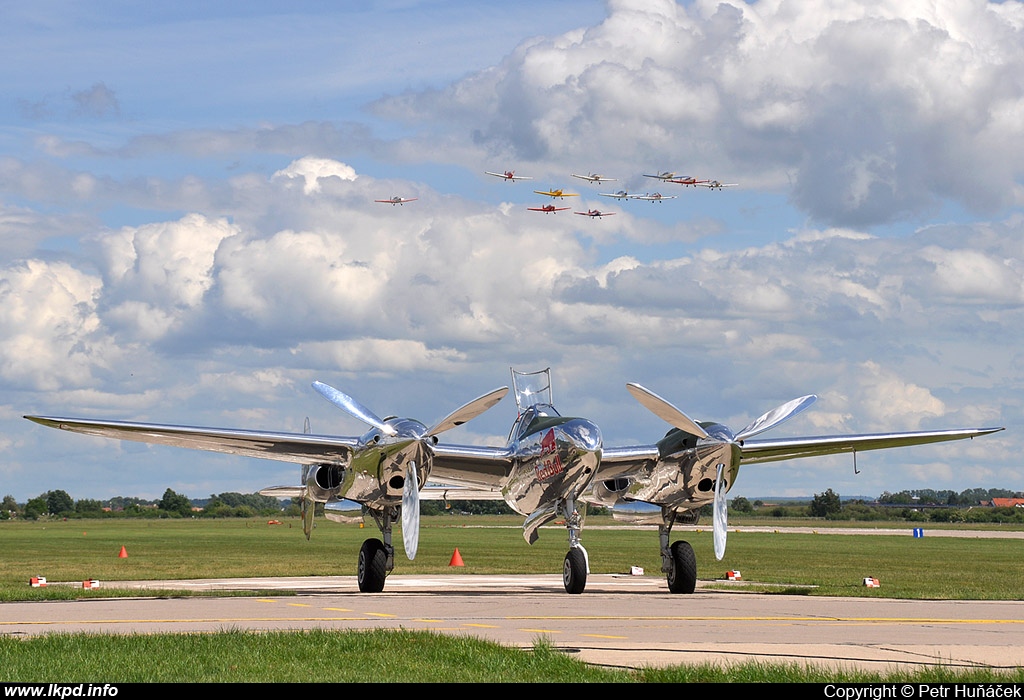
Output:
[{"xmin": 3, "ymin": 574, "xmax": 1024, "ymax": 672}]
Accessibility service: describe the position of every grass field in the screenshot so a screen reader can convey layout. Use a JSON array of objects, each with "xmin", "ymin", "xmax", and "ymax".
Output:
[
  {"xmin": 3, "ymin": 629, "xmax": 1022, "ymax": 683},
  {"xmin": 2, "ymin": 515, "xmax": 1023, "ymax": 682},
  {"xmin": 2, "ymin": 515, "xmax": 1023, "ymax": 600}
]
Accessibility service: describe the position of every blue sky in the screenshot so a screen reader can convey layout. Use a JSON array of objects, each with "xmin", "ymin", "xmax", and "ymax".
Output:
[{"xmin": 2, "ymin": 0, "xmax": 1022, "ymax": 503}]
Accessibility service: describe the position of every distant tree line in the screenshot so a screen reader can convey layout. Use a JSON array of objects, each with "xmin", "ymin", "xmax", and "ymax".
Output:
[
  {"xmin": 727, "ymin": 487, "xmax": 1024, "ymax": 524},
  {"xmin": 876, "ymin": 488, "xmax": 1021, "ymax": 506},
  {"xmin": 420, "ymin": 500, "xmax": 516, "ymax": 516},
  {"xmin": 3, "ymin": 486, "xmax": 1022, "ymax": 523},
  {"xmin": 0, "ymin": 489, "xmax": 288, "ymax": 521}
]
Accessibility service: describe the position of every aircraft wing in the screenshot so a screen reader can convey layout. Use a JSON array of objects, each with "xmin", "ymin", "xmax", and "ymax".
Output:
[
  {"xmin": 598, "ymin": 427, "xmax": 1003, "ymax": 479},
  {"xmin": 25, "ymin": 414, "xmax": 515, "ymax": 487},
  {"xmin": 419, "ymin": 482, "xmax": 505, "ymax": 501},
  {"xmin": 427, "ymin": 442, "xmax": 515, "ymax": 489},
  {"xmin": 280, "ymin": 481, "xmax": 507, "ymax": 502},
  {"xmin": 736, "ymin": 427, "xmax": 1003, "ymax": 464},
  {"xmin": 592, "ymin": 444, "xmax": 660, "ymax": 479},
  {"xmin": 24, "ymin": 415, "xmax": 358, "ymax": 465}
]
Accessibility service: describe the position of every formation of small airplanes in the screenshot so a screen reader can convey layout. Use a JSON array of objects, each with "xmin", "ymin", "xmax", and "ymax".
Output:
[
  {"xmin": 374, "ymin": 167, "xmax": 734, "ymax": 209},
  {"xmin": 25, "ymin": 367, "xmax": 1002, "ymax": 595},
  {"xmin": 479, "ymin": 167, "xmax": 740, "ymax": 215}
]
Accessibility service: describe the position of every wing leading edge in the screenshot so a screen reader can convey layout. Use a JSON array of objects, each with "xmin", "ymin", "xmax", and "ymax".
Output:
[
  {"xmin": 24, "ymin": 415, "xmax": 358, "ymax": 465},
  {"xmin": 737, "ymin": 426, "xmax": 1004, "ymax": 464},
  {"xmin": 598, "ymin": 426, "xmax": 1004, "ymax": 476}
]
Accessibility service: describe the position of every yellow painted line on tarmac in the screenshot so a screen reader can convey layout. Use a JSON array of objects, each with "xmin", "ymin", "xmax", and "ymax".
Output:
[
  {"xmin": 581, "ymin": 634, "xmax": 629, "ymax": 639},
  {"xmin": 506, "ymin": 615, "xmax": 1024, "ymax": 624},
  {"xmin": 463, "ymin": 623, "xmax": 499, "ymax": 629},
  {"xmin": 364, "ymin": 612, "xmax": 396, "ymax": 618},
  {"xmin": 323, "ymin": 607, "xmax": 352, "ymax": 612},
  {"xmin": 287, "ymin": 603, "xmax": 313, "ymax": 608},
  {"xmin": 520, "ymin": 628, "xmax": 561, "ymax": 634}
]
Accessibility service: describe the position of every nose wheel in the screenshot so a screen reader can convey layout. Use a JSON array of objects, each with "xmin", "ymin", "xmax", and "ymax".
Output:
[{"xmin": 560, "ymin": 498, "xmax": 590, "ymax": 594}]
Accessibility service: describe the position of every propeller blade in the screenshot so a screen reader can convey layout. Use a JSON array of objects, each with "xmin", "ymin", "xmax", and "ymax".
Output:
[
  {"xmin": 401, "ymin": 462, "xmax": 420, "ymax": 560},
  {"xmin": 300, "ymin": 420, "xmax": 316, "ymax": 540},
  {"xmin": 425, "ymin": 387, "xmax": 509, "ymax": 437},
  {"xmin": 626, "ymin": 383, "xmax": 710, "ymax": 439},
  {"xmin": 301, "ymin": 490, "xmax": 314, "ymax": 540},
  {"xmin": 713, "ymin": 463, "xmax": 727, "ymax": 560},
  {"xmin": 735, "ymin": 395, "xmax": 817, "ymax": 442},
  {"xmin": 312, "ymin": 381, "xmax": 397, "ymax": 436}
]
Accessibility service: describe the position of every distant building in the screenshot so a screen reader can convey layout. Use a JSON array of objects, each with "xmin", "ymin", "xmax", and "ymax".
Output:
[{"xmin": 987, "ymin": 498, "xmax": 1024, "ymax": 508}]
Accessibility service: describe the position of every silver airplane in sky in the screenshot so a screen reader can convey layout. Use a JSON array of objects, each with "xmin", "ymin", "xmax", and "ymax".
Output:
[{"xmin": 25, "ymin": 368, "xmax": 1002, "ymax": 595}]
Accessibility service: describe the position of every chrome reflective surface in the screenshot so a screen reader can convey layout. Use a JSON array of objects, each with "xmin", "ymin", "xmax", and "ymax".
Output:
[
  {"xmin": 502, "ymin": 416, "xmax": 603, "ymax": 516},
  {"xmin": 613, "ymin": 427, "xmax": 741, "ymax": 512}
]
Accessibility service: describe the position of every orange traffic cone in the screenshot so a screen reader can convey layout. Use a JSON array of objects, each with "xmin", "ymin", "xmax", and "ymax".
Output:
[
  {"xmin": 118, "ymin": 546, "xmax": 128, "ymax": 558},
  {"xmin": 448, "ymin": 548, "xmax": 464, "ymax": 567}
]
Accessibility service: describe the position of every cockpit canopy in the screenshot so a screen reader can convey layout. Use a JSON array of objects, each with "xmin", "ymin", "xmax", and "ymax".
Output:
[
  {"xmin": 511, "ymin": 367, "xmax": 552, "ymax": 411},
  {"xmin": 508, "ymin": 402, "xmax": 562, "ymax": 442},
  {"xmin": 508, "ymin": 367, "xmax": 564, "ymax": 442}
]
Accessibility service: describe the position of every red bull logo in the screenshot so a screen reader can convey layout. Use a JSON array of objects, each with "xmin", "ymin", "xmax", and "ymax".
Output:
[{"xmin": 535, "ymin": 428, "xmax": 564, "ymax": 481}]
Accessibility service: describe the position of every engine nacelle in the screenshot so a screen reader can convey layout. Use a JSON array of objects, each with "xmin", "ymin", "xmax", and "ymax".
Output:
[
  {"xmin": 305, "ymin": 463, "xmax": 345, "ymax": 502},
  {"xmin": 588, "ymin": 476, "xmax": 632, "ymax": 506}
]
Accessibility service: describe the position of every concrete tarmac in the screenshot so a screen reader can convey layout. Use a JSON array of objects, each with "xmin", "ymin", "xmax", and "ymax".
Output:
[{"xmin": 3, "ymin": 574, "xmax": 1024, "ymax": 672}]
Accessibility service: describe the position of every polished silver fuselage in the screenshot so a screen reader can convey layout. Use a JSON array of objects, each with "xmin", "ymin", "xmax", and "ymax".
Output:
[{"xmin": 499, "ymin": 405, "xmax": 603, "ymax": 515}]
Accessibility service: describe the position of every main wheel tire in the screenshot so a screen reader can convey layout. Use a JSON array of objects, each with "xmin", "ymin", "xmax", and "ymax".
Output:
[
  {"xmin": 357, "ymin": 538, "xmax": 388, "ymax": 593},
  {"xmin": 563, "ymin": 548, "xmax": 587, "ymax": 594},
  {"xmin": 666, "ymin": 540, "xmax": 697, "ymax": 594}
]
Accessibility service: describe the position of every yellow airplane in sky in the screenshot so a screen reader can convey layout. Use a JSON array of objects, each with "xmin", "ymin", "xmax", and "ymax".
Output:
[{"xmin": 533, "ymin": 188, "xmax": 579, "ymax": 199}]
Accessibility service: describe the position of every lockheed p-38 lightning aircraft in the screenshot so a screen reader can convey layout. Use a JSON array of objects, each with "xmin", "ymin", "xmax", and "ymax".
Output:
[{"xmin": 25, "ymin": 368, "xmax": 1002, "ymax": 595}]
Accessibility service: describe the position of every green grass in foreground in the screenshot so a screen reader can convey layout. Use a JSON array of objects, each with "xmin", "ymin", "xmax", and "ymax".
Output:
[{"xmin": 1, "ymin": 629, "xmax": 1022, "ymax": 683}]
